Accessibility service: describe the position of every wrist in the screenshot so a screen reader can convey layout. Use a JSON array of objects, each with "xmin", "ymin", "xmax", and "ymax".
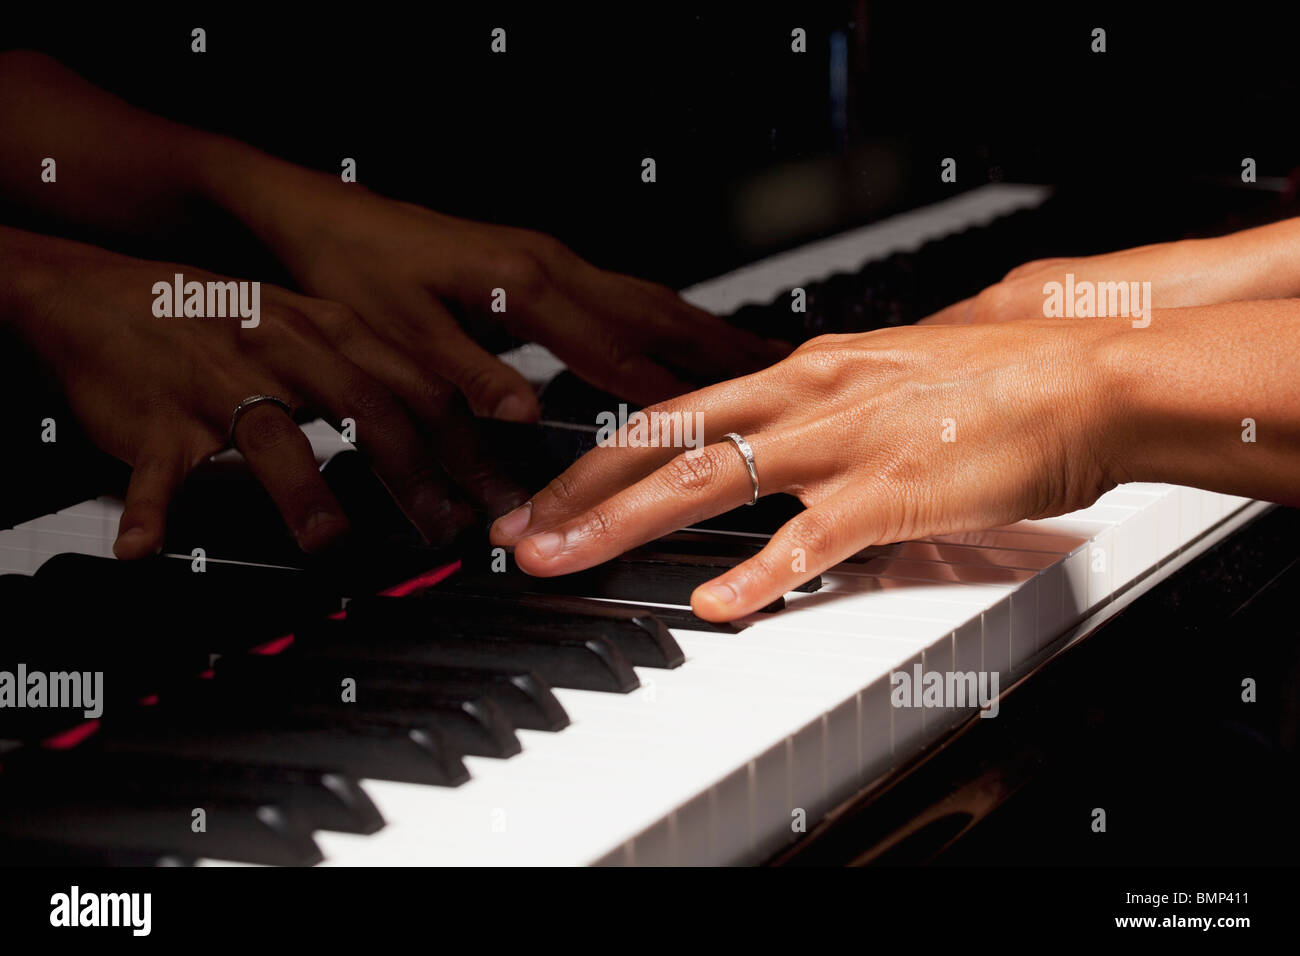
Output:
[
  {"xmin": 1039, "ymin": 318, "xmax": 1144, "ymax": 494},
  {"xmin": 0, "ymin": 227, "xmax": 71, "ymax": 337},
  {"xmin": 1089, "ymin": 308, "xmax": 1217, "ymax": 487},
  {"xmin": 190, "ymin": 136, "xmax": 349, "ymax": 271}
]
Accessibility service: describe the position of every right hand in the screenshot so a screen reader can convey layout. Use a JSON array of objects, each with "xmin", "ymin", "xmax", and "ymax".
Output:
[
  {"xmin": 919, "ymin": 225, "xmax": 1300, "ymax": 326},
  {"xmin": 5, "ymin": 230, "xmax": 524, "ymax": 559}
]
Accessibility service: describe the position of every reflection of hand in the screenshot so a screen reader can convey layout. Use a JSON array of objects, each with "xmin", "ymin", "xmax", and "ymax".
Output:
[
  {"xmin": 491, "ymin": 319, "xmax": 1121, "ymax": 621},
  {"xmin": 208, "ymin": 158, "xmax": 790, "ymax": 418},
  {"xmin": 920, "ymin": 223, "xmax": 1300, "ymax": 326},
  {"xmin": 4, "ymin": 228, "xmax": 520, "ymax": 559}
]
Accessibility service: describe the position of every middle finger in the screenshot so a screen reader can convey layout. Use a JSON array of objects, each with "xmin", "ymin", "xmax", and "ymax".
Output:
[{"xmin": 511, "ymin": 430, "xmax": 803, "ymax": 577}]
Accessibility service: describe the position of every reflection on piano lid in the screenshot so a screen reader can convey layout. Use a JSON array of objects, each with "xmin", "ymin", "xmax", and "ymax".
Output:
[{"xmin": 0, "ymin": 185, "xmax": 1268, "ymax": 865}]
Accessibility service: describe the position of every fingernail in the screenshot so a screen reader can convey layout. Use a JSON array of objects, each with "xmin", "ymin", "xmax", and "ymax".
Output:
[
  {"xmin": 493, "ymin": 393, "xmax": 536, "ymax": 423},
  {"xmin": 494, "ymin": 501, "xmax": 532, "ymax": 539},
  {"xmin": 702, "ymin": 582, "xmax": 736, "ymax": 605},
  {"xmin": 115, "ymin": 527, "xmax": 149, "ymax": 557},
  {"xmin": 296, "ymin": 511, "xmax": 344, "ymax": 550},
  {"xmin": 525, "ymin": 531, "xmax": 565, "ymax": 559},
  {"xmin": 303, "ymin": 511, "xmax": 339, "ymax": 534}
]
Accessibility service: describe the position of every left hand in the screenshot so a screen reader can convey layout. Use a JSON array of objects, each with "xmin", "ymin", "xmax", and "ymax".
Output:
[
  {"xmin": 220, "ymin": 164, "xmax": 789, "ymax": 420},
  {"xmin": 490, "ymin": 320, "xmax": 1128, "ymax": 621}
]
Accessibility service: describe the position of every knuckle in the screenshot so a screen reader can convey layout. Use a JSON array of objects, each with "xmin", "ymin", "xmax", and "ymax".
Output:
[
  {"xmin": 262, "ymin": 307, "xmax": 321, "ymax": 350},
  {"xmin": 795, "ymin": 333, "xmax": 845, "ymax": 353},
  {"xmin": 267, "ymin": 305, "xmax": 313, "ymax": 336},
  {"xmin": 402, "ymin": 456, "xmax": 445, "ymax": 491},
  {"xmin": 663, "ymin": 447, "xmax": 723, "ymax": 494},
  {"xmin": 523, "ymin": 230, "xmax": 568, "ymax": 261},
  {"xmin": 1002, "ymin": 259, "xmax": 1047, "ymax": 282},
  {"xmin": 599, "ymin": 335, "xmax": 633, "ymax": 372},
  {"xmin": 572, "ymin": 506, "xmax": 616, "ymax": 542},
  {"xmin": 310, "ymin": 301, "xmax": 362, "ymax": 343},
  {"xmin": 236, "ymin": 407, "xmax": 297, "ymax": 454},
  {"xmin": 494, "ymin": 251, "xmax": 548, "ymax": 296},
  {"xmin": 543, "ymin": 470, "xmax": 583, "ymax": 508},
  {"xmin": 345, "ymin": 378, "xmax": 401, "ymax": 423},
  {"xmin": 791, "ymin": 510, "xmax": 837, "ymax": 558},
  {"xmin": 640, "ymin": 279, "xmax": 682, "ymax": 306},
  {"xmin": 971, "ymin": 281, "xmax": 1022, "ymax": 321},
  {"xmin": 790, "ymin": 334, "xmax": 851, "ymax": 384},
  {"xmin": 417, "ymin": 376, "xmax": 460, "ymax": 417},
  {"xmin": 457, "ymin": 361, "xmax": 509, "ymax": 403}
]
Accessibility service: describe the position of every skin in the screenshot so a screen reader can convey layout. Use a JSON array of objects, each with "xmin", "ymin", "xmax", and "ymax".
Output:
[
  {"xmin": 492, "ymin": 301, "xmax": 1300, "ymax": 622},
  {"xmin": 0, "ymin": 227, "xmax": 521, "ymax": 558},
  {"xmin": 0, "ymin": 51, "xmax": 784, "ymax": 555},
  {"xmin": 919, "ymin": 223, "xmax": 1300, "ymax": 327}
]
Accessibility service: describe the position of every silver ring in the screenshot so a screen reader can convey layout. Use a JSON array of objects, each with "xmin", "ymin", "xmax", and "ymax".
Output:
[
  {"xmin": 228, "ymin": 394, "xmax": 294, "ymax": 445},
  {"xmin": 722, "ymin": 432, "xmax": 759, "ymax": 506}
]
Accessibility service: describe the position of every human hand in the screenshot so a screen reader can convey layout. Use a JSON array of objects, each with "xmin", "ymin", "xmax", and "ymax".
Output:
[
  {"xmin": 921, "ymin": 224, "xmax": 1300, "ymax": 326},
  {"xmin": 3, "ymin": 228, "xmax": 521, "ymax": 559},
  {"xmin": 208, "ymin": 159, "xmax": 789, "ymax": 418},
  {"xmin": 490, "ymin": 319, "xmax": 1125, "ymax": 621}
]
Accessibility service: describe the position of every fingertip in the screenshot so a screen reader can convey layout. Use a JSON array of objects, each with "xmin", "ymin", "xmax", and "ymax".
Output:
[
  {"xmin": 691, "ymin": 580, "xmax": 739, "ymax": 622},
  {"xmin": 113, "ymin": 526, "xmax": 162, "ymax": 560},
  {"xmin": 490, "ymin": 501, "xmax": 532, "ymax": 545},
  {"xmin": 514, "ymin": 531, "xmax": 566, "ymax": 574},
  {"xmin": 410, "ymin": 496, "xmax": 476, "ymax": 549},
  {"xmin": 294, "ymin": 511, "xmax": 350, "ymax": 553},
  {"xmin": 491, "ymin": 392, "xmax": 541, "ymax": 423}
]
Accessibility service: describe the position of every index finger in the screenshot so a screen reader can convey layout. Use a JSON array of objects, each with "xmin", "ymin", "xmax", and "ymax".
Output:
[{"xmin": 489, "ymin": 375, "xmax": 772, "ymax": 545}]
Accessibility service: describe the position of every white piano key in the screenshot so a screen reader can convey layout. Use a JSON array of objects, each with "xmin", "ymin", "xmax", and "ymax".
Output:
[
  {"xmin": 0, "ymin": 547, "xmax": 44, "ymax": 574},
  {"xmin": 0, "ymin": 532, "xmax": 114, "ymax": 563},
  {"xmin": 678, "ymin": 183, "xmax": 1052, "ymax": 313},
  {"xmin": 56, "ymin": 496, "xmax": 125, "ymax": 520},
  {"xmin": 928, "ymin": 527, "xmax": 1088, "ymax": 554},
  {"xmin": 890, "ymin": 650, "xmax": 927, "ymax": 762},
  {"xmin": 922, "ymin": 632, "xmax": 958, "ymax": 730},
  {"xmin": 0, "ymin": 527, "xmax": 115, "ymax": 558},
  {"xmin": 15, "ymin": 512, "xmax": 120, "ymax": 542}
]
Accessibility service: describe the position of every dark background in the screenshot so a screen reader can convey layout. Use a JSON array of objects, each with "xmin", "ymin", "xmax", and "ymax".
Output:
[
  {"xmin": 6, "ymin": 2, "xmax": 1300, "ymax": 287},
  {"xmin": 4, "ymin": 2, "xmax": 1300, "ymax": 869}
]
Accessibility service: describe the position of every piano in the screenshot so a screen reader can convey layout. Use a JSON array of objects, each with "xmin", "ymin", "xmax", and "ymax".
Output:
[{"xmin": 0, "ymin": 181, "xmax": 1285, "ymax": 866}]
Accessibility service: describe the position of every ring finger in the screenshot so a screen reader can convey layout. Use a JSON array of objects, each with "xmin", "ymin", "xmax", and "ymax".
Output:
[
  {"xmin": 227, "ymin": 395, "xmax": 351, "ymax": 552},
  {"xmin": 512, "ymin": 431, "xmax": 802, "ymax": 576}
]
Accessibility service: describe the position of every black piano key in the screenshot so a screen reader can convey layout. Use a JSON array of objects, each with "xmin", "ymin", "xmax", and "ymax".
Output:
[
  {"xmin": 4, "ymin": 750, "xmax": 382, "ymax": 835},
  {"xmin": 217, "ymin": 653, "xmax": 569, "ymax": 732},
  {"xmin": 33, "ymin": 553, "xmax": 344, "ymax": 652},
  {"xmin": 102, "ymin": 725, "xmax": 469, "ymax": 787},
  {"xmin": 615, "ymin": 602, "xmax": 748, "ymax": 634},
  {"xmin": 630, "ymin": 549, "xmax": 820, "ymax": 581},
  {"xmin": 473, "ymin": 419, "xmax": 601, "ymax": 490},
  {"xmin": 0, "ymin": 801, "xmax": 322, "ymax": 867},
  {"xmin": 0, "ymin": 837, "xmax": 192, "ymax": 866},
  {"xmin": 163, "ymin": 464, "xmax": 311, "ymax": 568},
  {"xmin": 349, "ymin": 592, "xmax": 685, "ymax": 669},
  {"xmin": 688, "ymin": 493, "xmax": 806, "ymax": 535},
  {"xmin": 453, "ymin": 557, "xmax": 819, "ymax": 606},
  {"xmin": 297, "ymin": 618, "xmax": 639, "ymax": 694},
  {"xmin": 634, "ymin": 532, "xmax": 766, "ymax": 561},
  {"xmin": 158, "ymin": 677, "xmax": 522, "ymax": 760},
  {"xmin": 162, "ymin": 449, "xmax": 432, "ymax": 567}
]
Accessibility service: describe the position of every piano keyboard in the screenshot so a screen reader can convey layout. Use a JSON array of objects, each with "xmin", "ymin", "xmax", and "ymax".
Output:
[{"xmin": 0, "ymin": 184, "xmax": 1266, "ymax": 866}]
